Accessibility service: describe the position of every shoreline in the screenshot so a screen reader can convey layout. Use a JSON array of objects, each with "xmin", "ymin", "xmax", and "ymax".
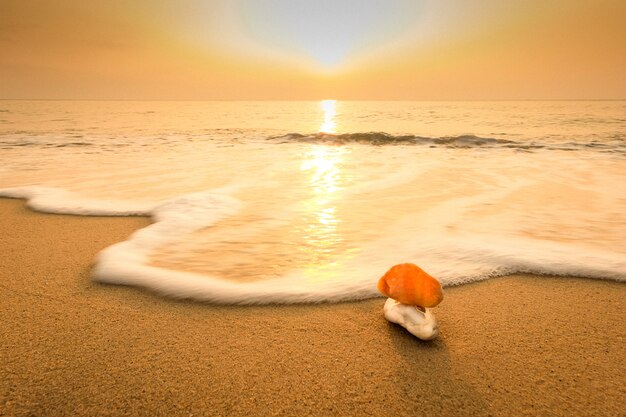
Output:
[{"xmin": 1, "ymin": 198, "xmax": 624, "ymax": 416}]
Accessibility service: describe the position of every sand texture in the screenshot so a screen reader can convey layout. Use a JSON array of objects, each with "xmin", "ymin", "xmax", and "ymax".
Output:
[{"xmin": 1, "ymin": 198, "xmax": 625, "ymax": 417}]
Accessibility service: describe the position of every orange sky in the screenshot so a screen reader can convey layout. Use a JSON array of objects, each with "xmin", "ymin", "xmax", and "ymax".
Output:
[{"xmin": 1, "ymin": 0, "xmax": 625, "ymax": 100}]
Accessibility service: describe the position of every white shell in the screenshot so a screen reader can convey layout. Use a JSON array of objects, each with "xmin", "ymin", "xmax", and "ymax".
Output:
[{"xmin": 383, "ymin": 298, "xmax": 440, "ymax": 340}]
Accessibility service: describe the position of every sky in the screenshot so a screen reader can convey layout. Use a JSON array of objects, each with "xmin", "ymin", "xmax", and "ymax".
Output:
[{"xmin": 1, "ymin": 0, "xmax": 625, "ymax": 100}]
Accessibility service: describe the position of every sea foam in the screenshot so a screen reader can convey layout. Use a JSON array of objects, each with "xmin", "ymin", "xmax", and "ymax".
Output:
[
  {"xmin": 1, "ymin": 185, "xmax": 624, "ymax": 304},
  {"xmin": 0, "ymin": 186, "xmax": 154, "ymax": 216}
]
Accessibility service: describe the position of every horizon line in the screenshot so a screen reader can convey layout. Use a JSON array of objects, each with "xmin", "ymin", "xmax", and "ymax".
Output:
[{"xmin": 1, "ymin": 98, "xmax": 625, "ymax": 102}]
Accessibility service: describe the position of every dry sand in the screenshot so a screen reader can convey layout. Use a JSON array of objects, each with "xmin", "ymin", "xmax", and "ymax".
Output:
[{"xmin": 1, "ymin": 198, "xmax": 624, "ymax": 417}]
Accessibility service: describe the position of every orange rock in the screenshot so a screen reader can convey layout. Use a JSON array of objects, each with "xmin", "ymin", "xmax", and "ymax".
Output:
[{"xmin": 377, "ymin": 263, "xmax": 443, "ymax": 307}]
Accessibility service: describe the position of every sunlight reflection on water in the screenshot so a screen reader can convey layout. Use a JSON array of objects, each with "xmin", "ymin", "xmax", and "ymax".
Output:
[
  {"xmin": 319, "ymin": 99, "xmax": 337, "ymax": 133},
  {"xmin": 299, "ymin": 144, "xmax": 350, "ymax": 281}
]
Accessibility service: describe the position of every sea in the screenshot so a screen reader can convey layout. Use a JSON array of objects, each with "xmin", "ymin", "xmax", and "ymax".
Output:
[{"xmin": 0, "ymin": 100, "xmax": 624, "ymax": 303}]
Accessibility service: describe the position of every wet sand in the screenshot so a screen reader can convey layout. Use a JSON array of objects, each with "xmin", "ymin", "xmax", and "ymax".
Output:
[{"xmin": 1, "ymin": 198, "xmax": 624, "ymax": 416}]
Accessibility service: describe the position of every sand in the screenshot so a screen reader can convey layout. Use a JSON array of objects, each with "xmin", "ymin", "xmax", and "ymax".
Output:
[{"xmin": 1, "ymin": 198, "xmax": 624, "ymax": 417}]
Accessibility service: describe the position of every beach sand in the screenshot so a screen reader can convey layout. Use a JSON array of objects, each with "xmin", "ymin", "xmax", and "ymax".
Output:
[{"xmin": 1, "ymin": 198, "xmax": 624, "ymax": 417}]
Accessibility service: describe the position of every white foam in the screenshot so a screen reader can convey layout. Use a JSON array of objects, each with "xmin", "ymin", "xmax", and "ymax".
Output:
[
  {"xmin": 347, "ymin": 234, "xmax": 626, "ymax": 287},
  {"xmin": 1, "ymin": 185, "xmax": 624, "ymax": 305},
  {"xmin": 0, "ymin": 186, "xmax": 155, "ymax": 216}
]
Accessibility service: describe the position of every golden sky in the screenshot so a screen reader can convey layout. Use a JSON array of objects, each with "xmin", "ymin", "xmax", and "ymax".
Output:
[{"xmin": 1, "ymin": 0, "xmax": 625, "ymax": 99}]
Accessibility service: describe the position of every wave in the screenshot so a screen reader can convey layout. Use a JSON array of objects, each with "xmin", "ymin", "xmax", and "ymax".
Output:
[
  {"xmin": 0, "ymin": 140, "xmax": 94, "ymax": 149},
  {"xmin": 50, "ymin": 142, "xmax": 93, "ymax": 148},
  {"xmin": 1, "ymin": 186, "xmax": 624, "ymax": 305},
  {"xmin": 1, "ymin": 131, "xmax": 624, "ymax": 155},
  {"xmin": 269, "ymin": 132, "xmax": 625, "ymax": 154},
  {"xmin": 271, "ymin": 132, "xmax": 514, "ymax": 146}
]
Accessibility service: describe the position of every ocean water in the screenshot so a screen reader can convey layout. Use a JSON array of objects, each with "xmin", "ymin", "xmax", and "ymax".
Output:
[{"xmin": 1, "ymin": 100, "xmax": 624, "ymax": 303}]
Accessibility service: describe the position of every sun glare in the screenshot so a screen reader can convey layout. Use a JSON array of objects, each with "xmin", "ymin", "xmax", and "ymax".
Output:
[{"xmin": 319, "ymin": 100, "xmax": 337, "ymax": 133}]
